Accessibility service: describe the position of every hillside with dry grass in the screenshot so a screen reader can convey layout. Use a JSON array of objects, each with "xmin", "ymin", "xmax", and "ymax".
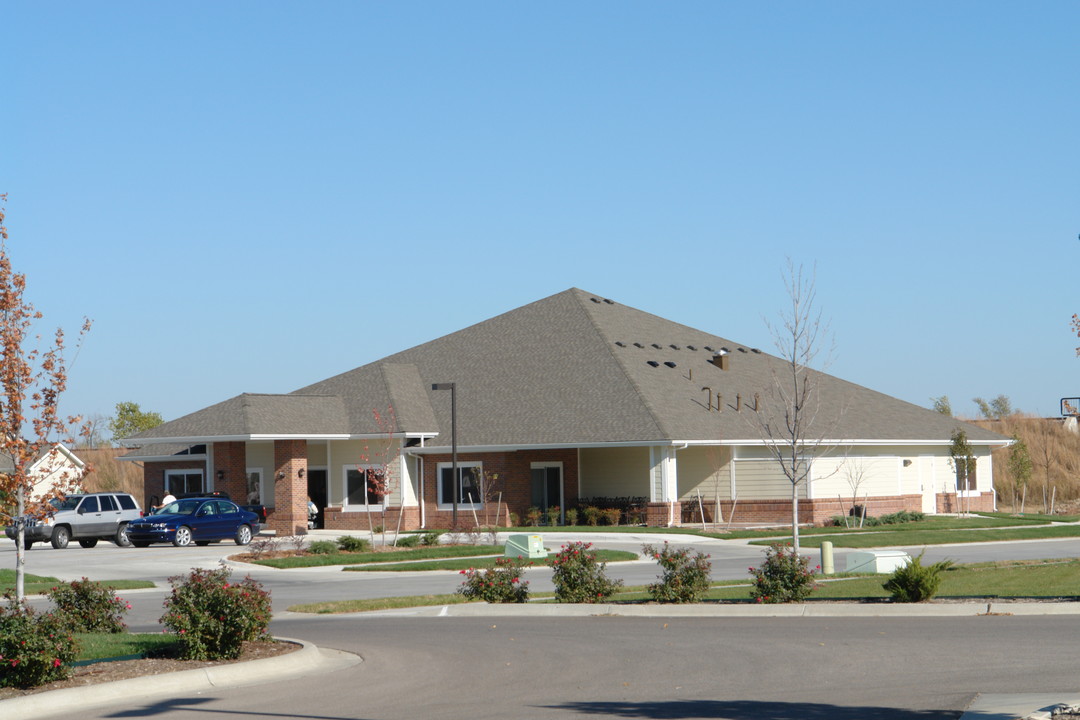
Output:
[
  {"xmin": 973, "ymin": 415, "xmax": 1080, "ymax": 514},
  {"xmin": 75, "ymin": 447, "xmax": 144, "ymax": 497}
]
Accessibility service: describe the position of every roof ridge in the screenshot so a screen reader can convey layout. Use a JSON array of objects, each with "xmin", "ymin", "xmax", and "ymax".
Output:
[{"xmin": 573, "ymin": 291, "xmax": 670, "ymax": 441}]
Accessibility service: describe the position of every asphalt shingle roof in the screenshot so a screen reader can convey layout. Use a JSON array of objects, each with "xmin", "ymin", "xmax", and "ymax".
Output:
[{"xmin": 129, "ymin": 288, "xmax": 1008, "ymax": 448}]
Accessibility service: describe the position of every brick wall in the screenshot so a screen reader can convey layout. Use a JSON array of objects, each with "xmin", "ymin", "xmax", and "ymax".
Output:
[
  {"xmin": 937, "ymin": 492, "xmax": 995, "ymax": 513},
  {"xmin": 676, "ymin": 495, "xmax": 924, "ymax": 527},
  {"xmin": 212, "ymin": 442, "xmax": 248, "ymax": 501},
  {"xmin": 270, "ymin": 439, "xmax": 308, "ymax": 536}
]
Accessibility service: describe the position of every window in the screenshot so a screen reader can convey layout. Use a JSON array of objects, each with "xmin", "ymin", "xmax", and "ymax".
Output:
[
  {"xmin": 955, "ymin": 458, "xmax": 977, "ymax": 493},
  {"xmin": 80, "ymin": 496, "xmax": 99, "ymax": 513},
  {"xmin": 116, "ymin": 495, "xmax": 136, "ymax": 511},
  {"xmin": 246, "ymin": 469, "xmax": 265, "ymax": 506},
  {"xmin": 437, "ymin": 462, "xmax": 482, "ymax": 509},
  {"xmin": 99, "ymin": 495, "xmax": 117, "ymax": 511},
  {"xmin": 345, "ymin": 467, "xmax": 386, "ymax": 509},
  {"xmin": 165, "ymin": 470, "xmax": 203, "ymax": 496}
]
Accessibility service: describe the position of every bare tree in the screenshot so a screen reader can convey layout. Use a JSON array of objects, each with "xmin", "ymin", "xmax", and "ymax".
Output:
[
  {"xmin": 841, "ymin": 457, "xmax": 868, "ymax": 528},
  {"xmin": 0, "ymin": 197, "xmax": 91, "ymax": 599},
  {"xmin": 756, "ymin": 260, "xmax": 837, "ymax": 555}
]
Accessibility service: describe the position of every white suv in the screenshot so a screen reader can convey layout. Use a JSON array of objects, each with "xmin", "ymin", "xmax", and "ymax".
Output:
[{"xmin": 4, "ymin": 492, "xmax": 144, "ymax": 549}]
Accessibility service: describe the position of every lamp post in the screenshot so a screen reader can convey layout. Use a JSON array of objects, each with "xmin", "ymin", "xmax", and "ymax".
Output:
[{"xmin": 431, "ymin": 382, "xmax": 458, "ymax": 526}]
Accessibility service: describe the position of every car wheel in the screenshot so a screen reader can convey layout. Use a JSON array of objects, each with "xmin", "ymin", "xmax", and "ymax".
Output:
[
  {"xmin": 172, "ymin": 526, "xmax": 193, "ymax": 547},
  {"xmin": 51, "ymin": 526, "xmax": 70, "ymax": 549},
  {"xmin": 23, "ymin": 539, "xmax": 33, "ymax": 550},
  {"xmin": 115, "ymin": 523, "xmax": 132, "ymax": 547},
  {"xmin": 235, "ymin": 524, "xmax": 252, "ymax": 546},
  {"xmin": 78, "ymin": 538, "xmax": 99, "ymax": 549},
  {"xmin": 132, "ymin": 541, "xmax": 151, "ymax": 548}
]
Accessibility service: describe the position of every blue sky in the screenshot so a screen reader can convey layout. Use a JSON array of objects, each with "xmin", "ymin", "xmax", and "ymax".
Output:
[{"xmin": 5, "ymin": 1, "xmax": 1078, "ymax": 430}]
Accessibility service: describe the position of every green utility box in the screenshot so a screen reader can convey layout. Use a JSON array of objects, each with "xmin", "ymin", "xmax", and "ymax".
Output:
[{"xmin": 505, "ymin": 534, "xmax": 546, "ymax": 559}]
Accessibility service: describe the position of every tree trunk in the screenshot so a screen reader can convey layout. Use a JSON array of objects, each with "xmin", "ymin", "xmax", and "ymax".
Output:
[
  {"xmin": 791, "ymin": 482, "xmax": 800, "ymax": 555},
  {"xmin": 15, "ymin": 486, "xmax": 25, "ymax": 601}
]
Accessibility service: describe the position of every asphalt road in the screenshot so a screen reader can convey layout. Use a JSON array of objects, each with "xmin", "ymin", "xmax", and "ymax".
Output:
[{"xmin": 26, "ymin": 614, "xmax": 1080, "ymax": 720}]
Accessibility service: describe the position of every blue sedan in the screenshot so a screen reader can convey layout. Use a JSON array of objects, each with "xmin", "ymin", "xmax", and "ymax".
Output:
[{"xmin": 126, "ymin": 498, "xmax": 259, "ymax": 547}]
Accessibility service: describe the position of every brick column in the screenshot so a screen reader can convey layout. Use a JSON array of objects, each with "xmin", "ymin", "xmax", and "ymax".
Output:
[
  {"xmin": 271, "ymin": 439, "xmax": 308, "ymax": 536},
  {"xmin": 213, "ymin": 442, "xmax": 248, "ymax": 501}
]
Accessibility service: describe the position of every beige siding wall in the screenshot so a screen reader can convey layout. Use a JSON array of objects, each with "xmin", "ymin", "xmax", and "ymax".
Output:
[
  {"xmin": 732, "ymin": 459, "xmax": 807, "ymax": 499},
  {"xmin": 677, "ymin": 446, "xmax": 732, "ymax": 501},
  {"xmin": 812, "ymin": 457, "xmax": 901, "ymax": 499},
  {"xmin": 580, "ymin": 447, "xmax": 650, "ymax": 498}
]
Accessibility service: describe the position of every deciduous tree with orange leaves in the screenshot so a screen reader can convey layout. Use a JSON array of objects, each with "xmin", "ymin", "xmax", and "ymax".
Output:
[{"xmin": 0, "ymin": 196, "xmax": 91, "ymax": 600}]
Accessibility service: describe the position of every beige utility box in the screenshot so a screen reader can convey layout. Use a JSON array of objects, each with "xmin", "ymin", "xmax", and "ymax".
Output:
[{"xmin": 845, "ymin": 550, "xmax": 912, "ymax": 574}]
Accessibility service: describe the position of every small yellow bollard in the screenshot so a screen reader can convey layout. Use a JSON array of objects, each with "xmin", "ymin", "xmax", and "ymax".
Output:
[{"xmin": 820, "ymin": 541, "xmax": 834, "ymax": 575}]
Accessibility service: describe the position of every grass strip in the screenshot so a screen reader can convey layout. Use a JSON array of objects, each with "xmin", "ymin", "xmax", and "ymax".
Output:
[
  {"xmin": 0, "ymin": 570, "xmax": 154, "ymax": 595},
  {"xmin": 75, "ymin": 632, "xmax": 180, "ymax": 662},
  {"xmin": 249, "ymin": 544, "xmax": 506, "ymax": 569},
  {"xmin": 288, "ymin": 593, "xmax": 471, "ymax": 614},
  {"xmin": 752, "ymin": 524, "xmax": 1080, "ymax": 548},
  {"xmin": 342, "ymin": 548, "xmax": 639, "ymax": 572}
]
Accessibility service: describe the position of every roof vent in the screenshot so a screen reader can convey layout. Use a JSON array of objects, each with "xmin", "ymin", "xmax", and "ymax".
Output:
[
  {"xmin": 615, "ymin": 341, "xmax": 626, "ymax": 347},
  {"xmin": 664, "ymin": 361, "xmax": 676, "ymax": 368},
  {"xmin": 647, "ymin": 361, "xmax": 660, "ymax": 367},
  {"xmin": 669, "ymin": 344, "xmax": 679, "ymax": 350},
  {"xmin": 634, "ymin": 342, "xmax": 644, "ymax": 349},
  {"xmin": 738, "ymin": 347, "xmax": 748, "ymax": 353},
  {"xmin": 603, "ymin": 298, "xmax": 614, "ymax": 305},
  {"xmin": 704, "ymin": 346, "xmax": 714, "ymax": 352},
  {"xmin": 590, "ymin": 297, "xmax": 601, "ymax": 303},
  {"xmin": 687, "ymin": 345, "xmax": 697, "ymax": 351},
  {"xmin": 651, "ymin": 343, "xmax": 661, "ymax": 349},
  {"xmin": 751, "ymin": 348, "xmax": 762, "ymax": 354}
]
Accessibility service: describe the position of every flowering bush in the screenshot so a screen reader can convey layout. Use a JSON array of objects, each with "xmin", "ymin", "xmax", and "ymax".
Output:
[
  {"xmin": 160, "ymin": 565, "xmax": 272, "ymax": 660},
  {"xmin": 0, "ymin": 594, "xmax": 79, "ymax": 688},
  {"xmin": 643, "ymin": 542, "xmax": 712, "ymax": 603},
  {"xmin": 749, "ymin": 543, "xmax": 817, "ymax": 603},
  {"xmin": 45, "ymin": 578, "xmax": 130, "ymax": 633},
  {"xmin": 551, "ymin": 541, "xmax": 623, "ymax": 603},
  {"xmin": 457, "ymin": 557, "xmax": 531, "ymax": 603}
]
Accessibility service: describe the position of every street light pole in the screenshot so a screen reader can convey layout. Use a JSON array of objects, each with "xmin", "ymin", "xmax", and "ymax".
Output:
[{"xmin": 431, "ymin": 383, "xmax": 457, "ymax": 526}]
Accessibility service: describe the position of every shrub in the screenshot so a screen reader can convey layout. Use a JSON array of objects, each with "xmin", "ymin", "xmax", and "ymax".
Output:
[
  {"xmin": 160, "ymin": 566, "xmax": 273, "ymax": 660},
  {"xmin": 337, "ymin": 535, "xmax": 371, "ymax": 552},
  {"xmin": 878, "ymin": 510, "xmax": 925, "ymax": 525},
  {"xmin": 545, "ymin": 505, "xmax": 561, "ymax": 527},
  {"xmin": 0, "ymin": 595, "xmax": 79, "ymax": 688},
  {"xmin": 551, "ymin": 541, "xmax": 623, "ymax": 603},
  {"xmin": 308, "ymin": 540, "xmax": 338, "ymax": 554},
  {"xmin": 456, "ymin": 557, "xmax": 531, "ymax": 603},
  {"xmin": 582, "ymin": 506, "xmax": 601, "ymax": 526},
  {"xmin": 525, "ymin": 507, "xmax": 542, "ymax": 526},
  {"xmin": 395, "ymin": 533, "xmax": 421, "ymax": 548},
  {"xmin": 564, "ymin": 508, "xmax": 579, "ymax": 526},
  {"xmin": 883, "ymin": 552, "xmax": 954, "ymax": 602},
  {"xmin": 602, "ymin": 508, "xmax": 621, "ymax": 526},
  {"xmin": 749, "ymin": 543, "xmax": 817, "ymax": 603},
  {"xmin": 45, "ymin": 578, "xmax": 130, "ymax": 633},
  {"xmin": 372, "ymin": 525, "xmax": 385, "ymax": 534},
  {"xmin": 419, "ymin": 530, "xmax": 442, "ymax": 546},
  {"xmin": 643, "ymin": 542, "xmax": 712, "ymax": 603}
]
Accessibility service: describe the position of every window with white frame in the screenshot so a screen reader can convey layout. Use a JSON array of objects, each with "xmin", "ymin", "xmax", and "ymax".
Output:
[
  {"xmin": 437, "ymin": 462, "xmax": 482, "ymax": 509},
  {"xmin": 344, "ymin": 466, "xmax": 387, "ymax": 509},
  {"xmin": 165, "ymin": 470, "xmax": 203, "ymax": 496},
  {"xmin": 954, "ymin": 457, "xmax": 977, "ymax": 493},
  {"xmin": 246, "ymin": 469, "xmax": 266, "ymax": 506}
]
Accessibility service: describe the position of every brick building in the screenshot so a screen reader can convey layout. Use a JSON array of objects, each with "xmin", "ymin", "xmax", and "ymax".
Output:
[{"xmin": 121, "ymin": 289, "xmax": 1010, "ymax": 534}]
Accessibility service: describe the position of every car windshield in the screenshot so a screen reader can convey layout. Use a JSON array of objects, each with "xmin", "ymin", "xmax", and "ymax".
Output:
[
  {"xmin": 166, "ymin": 500, "xmax": 203, "ymax": 516},
  {"xmin": 50, "ymin": 497, "xmax": 81, "ymax": 511}
]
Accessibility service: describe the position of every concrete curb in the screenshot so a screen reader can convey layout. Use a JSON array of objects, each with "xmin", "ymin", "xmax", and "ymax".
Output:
[{"xmin": 0, "ymin": 637, "xmax": 362, "ymax": 718}]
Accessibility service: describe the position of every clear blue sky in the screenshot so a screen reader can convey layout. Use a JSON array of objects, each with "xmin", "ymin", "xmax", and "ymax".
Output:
[{"xmin": 5, "ymin": 1, "xmax": 1078, "ymax": 431}]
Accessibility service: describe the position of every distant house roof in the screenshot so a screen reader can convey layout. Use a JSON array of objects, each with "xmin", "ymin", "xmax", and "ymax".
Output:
[
  {"xmin": 0, "ymin": 442, "xmax": 84, "ymax": 474},
  {"xmin": 126, "ymin": 288, "xmax": 1008, "ymax": 450}
]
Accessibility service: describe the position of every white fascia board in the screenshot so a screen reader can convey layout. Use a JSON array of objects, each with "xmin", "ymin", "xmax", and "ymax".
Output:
[
  {"xmin": 119, "ymin": 452, "xmax": 209, "ymax": 462},
  {"xmin": 677, "ymin": 438, "xmax": 1014, "ymax": 448}
]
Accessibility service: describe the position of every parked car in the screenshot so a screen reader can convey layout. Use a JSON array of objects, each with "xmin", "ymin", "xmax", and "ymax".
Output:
[
  {"xmin": 172, "ymin": 490, "xmax": 267, "ymax": 525},
  {"xmin": 126, "ymin": 497, "xmax": 258, "ymax": 547},
  {"xmin": 3, "ymin": 492, "xmax": 144, "ymax": 549}
]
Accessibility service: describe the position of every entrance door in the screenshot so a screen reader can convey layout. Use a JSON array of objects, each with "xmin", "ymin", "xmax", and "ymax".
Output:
[
  {"xmin": 307, "ymin": 469, "xmax": 328, "ymax": 529},
  {"xmin": 530, "ymin": 464, "xmax": 563, "ymax": 522},
  {"xmin": 920, "ymin": 456, "xmax": 936, "ymax": 514}
]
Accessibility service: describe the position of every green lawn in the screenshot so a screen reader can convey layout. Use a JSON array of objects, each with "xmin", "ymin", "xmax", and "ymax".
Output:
[
  {"xmin": 342, "ymin": 548, "xmax": 638, "ymax": 572},
  {"xmin": 75, "ymin": 633, "xmax": 180, "ymax": 662},
  {"xmin": 0, "ymin": 570, "xmax": 154, "ymax": 596},
  {"xmin": 250, "ymin": 544, "xmax": 508, "ymax": 569},
  {"xmin": 755, "ymin": 524, "xmax": 1080, "ymax": 549}
]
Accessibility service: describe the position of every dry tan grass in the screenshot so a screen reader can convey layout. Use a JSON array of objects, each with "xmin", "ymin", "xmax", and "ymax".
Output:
[
  {"xmin": 75, "ymin": 447, "xmax": 143, "ymax": 496},
  {"xmin": 973, "ymin": 415, "xmax": 1080, "ymax": 512}
]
